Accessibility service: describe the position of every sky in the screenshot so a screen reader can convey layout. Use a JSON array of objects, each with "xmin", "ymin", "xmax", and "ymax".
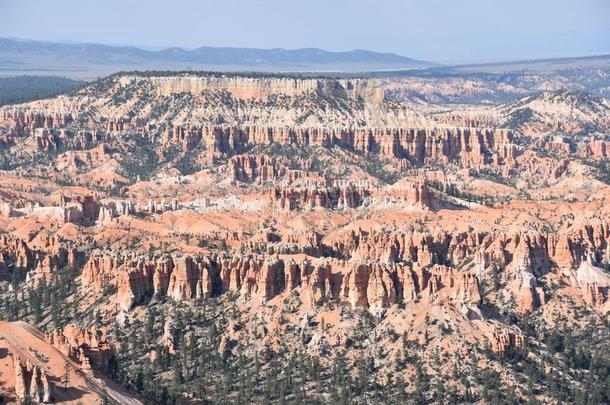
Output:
[{"xmin": 0, "ymin": 0, "xmax": 609, "ymax": 63}]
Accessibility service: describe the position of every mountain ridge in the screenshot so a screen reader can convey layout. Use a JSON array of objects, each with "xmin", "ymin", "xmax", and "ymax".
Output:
[{"xmin": 0, "ymin": 37, "xmax": 435, "ymax": 77}]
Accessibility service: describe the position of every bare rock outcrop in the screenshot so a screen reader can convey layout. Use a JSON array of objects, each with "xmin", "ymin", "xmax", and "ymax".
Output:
[
  {"xmin": 270, "ymin": 183, "xmax": 373, "ymax": 211},
  {"xmin": 45, "ymin": 324, "xmax": 113, "ymax": 372},
  {"xmin": 174, "ymin": 125, "xmax": 518, "ymax": 169},
  {"xmin": 0, "ymin": 110, "xmax": 73, "ymax": 138},
  {"xmin": 81, "ymin": 250, "xmax": 485, "ymax": 314},
  {"xmin": 381, "ymin": 180, "xmax": 433, "ymax": 209},
  {"xmin": 573, "ymin": 261, "xmax": 610, "ymax": 306},
  {"xmin": 12, "ymin": 357, "xmax": 53, "ymax": 403},
  {"xmin": 487, "ymin": 326, "xmax": 525, "ymax": 356}
]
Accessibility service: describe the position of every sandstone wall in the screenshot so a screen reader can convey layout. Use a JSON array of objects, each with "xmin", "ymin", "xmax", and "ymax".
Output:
[
  {"xmin": 147, "ymin": 76, "xmax": 383, "ymax": 102},
  {"xmin": 46, "ymin": 324, "xmax": 113, "ymax": 373},
  {"xmin": 81, "ymin": 251, "xmax": 482, "ymax": 313},
  {"xmin": 162, "ymin": 125, "xmax": 517, "ymax": 168}
]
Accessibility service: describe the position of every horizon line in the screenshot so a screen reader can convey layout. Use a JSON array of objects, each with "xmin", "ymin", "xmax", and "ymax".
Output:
[{"xmin": 4, "ymin": 36, "xmax": 610, "ymax": 67}]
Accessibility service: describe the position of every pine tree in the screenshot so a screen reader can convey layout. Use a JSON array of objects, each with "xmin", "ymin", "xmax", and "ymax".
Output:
[
  {"xmin": 159, "ymin": 386, "xmax": 169, "ymax": 405},
  {"xmin": 63, "ymin": 362, "xmax": 70, "ymax": 389},
  {"xmin": 172, "ymin": 358, "xmax": 183, "ymax": 386},
  {"xmin": 145, "ymin": 308, "xmax": 156, "ymax": 345}
]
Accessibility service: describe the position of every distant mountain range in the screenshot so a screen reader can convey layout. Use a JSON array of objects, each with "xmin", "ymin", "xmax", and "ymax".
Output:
[
  {"xmin": 2, "ymin": 37, "xmax": 608, "ymax": 81},
  {"xmin": 0, "ymin": 38, "xmax": 434, "ymax": 78}
]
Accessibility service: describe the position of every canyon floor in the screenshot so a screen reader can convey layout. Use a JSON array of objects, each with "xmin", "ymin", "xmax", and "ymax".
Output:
[{"xmin": 0, "ymin": 68, "xmax": 609, "ymax": 404}]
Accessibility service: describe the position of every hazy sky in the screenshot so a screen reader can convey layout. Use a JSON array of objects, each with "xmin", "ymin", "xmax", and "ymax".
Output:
[{"xmin": 1, "ymin": 0, "xmax": 608, "ymax": 63}]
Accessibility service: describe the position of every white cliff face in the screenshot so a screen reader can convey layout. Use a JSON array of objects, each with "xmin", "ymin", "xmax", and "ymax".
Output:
[
  {"xmin": 3, "ymin": 73, "xmax": 429, "ymax": 129},
  {"xmin": 149, "ymin": 75, "xmax": 384, "ymax": 101},
  {"xmin": 576, "ymin": 261, "xmax": 610, "ymax": 287},
  {"xmin": 151, "ymin": 76, "xmax": 321, "ymax": 99}
]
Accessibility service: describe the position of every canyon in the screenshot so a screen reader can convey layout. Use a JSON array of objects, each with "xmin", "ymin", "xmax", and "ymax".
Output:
[{"xmin": 0, "ymin": 71, "xmax": 609, "ymax": 404}]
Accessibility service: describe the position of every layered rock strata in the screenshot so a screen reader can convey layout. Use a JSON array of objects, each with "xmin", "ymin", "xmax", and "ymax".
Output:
[{"xmin": 45, "ymin": 325, "xmax": 113, "ymax": 373}]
